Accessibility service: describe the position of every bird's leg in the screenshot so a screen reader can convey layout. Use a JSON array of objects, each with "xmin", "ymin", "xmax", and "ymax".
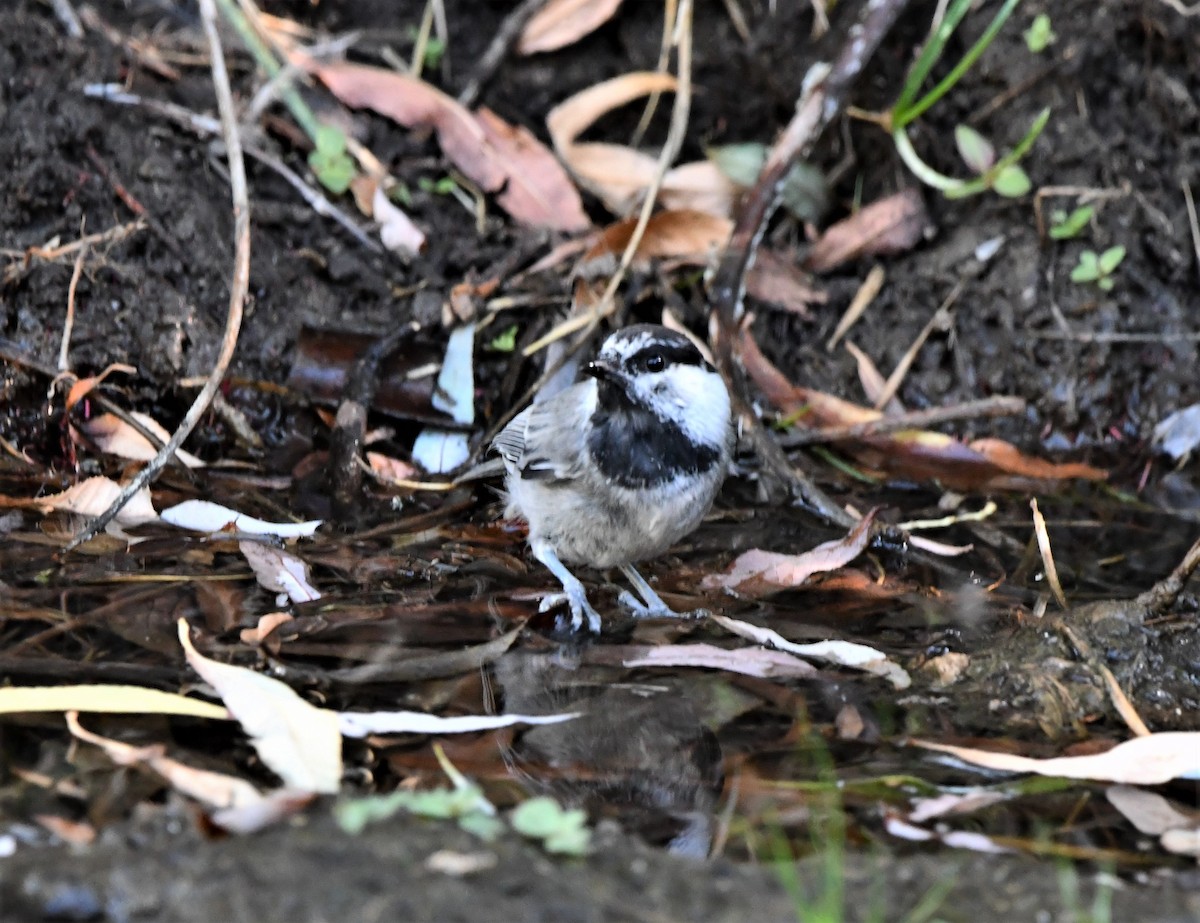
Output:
[
  {"xmin": 618, "ymin": 564, "xmax": 689, "ymax": 619},
  {"xmin": 531, "ymin": 539, "xmax": 602, "ymax": 633}
]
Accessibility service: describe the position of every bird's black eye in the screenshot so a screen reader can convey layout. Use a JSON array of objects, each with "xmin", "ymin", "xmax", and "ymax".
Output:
[{"xmin": 644, "ymin": 353, "xmax": 666, "ymax": 373}]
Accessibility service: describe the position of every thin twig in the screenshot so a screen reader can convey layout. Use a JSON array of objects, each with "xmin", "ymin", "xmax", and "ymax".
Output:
[
  {"xmin": 1031, "ymin": 330, "xmax": 1200, "ymax": 343},
  {"xmin": 709, "ymin": 0, "xmax": 910, "ymax": 525},
  {"xmin": 64, "ymin": 0, "xmax": 250, "ymax": 551},
  {"xmin": 874, "ymin": 279, "xmax": 961, "ymax": 410},
  {"xmin": 84, "ymin": 147, "xmax": 189, "ymax": 265},
  {"xmin": 457, "ymin": 0, "xmax": 548, "ymax": 108},
  {"xmin": 1158, "ymin": 0, "xmax": 1200, "ymax": 15},
  {"xmin": 50, "ymin": 0, "xmax": 83, "ymax": 38},
  {"xmin": 1182, "ymin": 179, "xmax": 1200, "ymax": 287},
  {"xmin": 523, "ymin": 0, "xmax": 695, "ymax": 358},
  {"xmin": 780, "ymin": 395, "xmax": 1026, "ymax": 446},
  {"xmin": 58, "ymin": 241, "xmax": 87, "ymax": 374},
  {"xmin": 83, "ymin": 85, "xmax": 380, "ymax": 253}
]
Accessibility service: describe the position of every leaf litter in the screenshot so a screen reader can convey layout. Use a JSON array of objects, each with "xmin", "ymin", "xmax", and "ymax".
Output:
[{"xmin": 1, "ymin": 0, "xmax": 1199, "ymax": 898}]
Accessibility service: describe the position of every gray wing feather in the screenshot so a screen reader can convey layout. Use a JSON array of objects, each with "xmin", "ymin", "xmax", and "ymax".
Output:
[{"xmin": 490, "ymin": 385, "xmax": 589, "ymax": 483}]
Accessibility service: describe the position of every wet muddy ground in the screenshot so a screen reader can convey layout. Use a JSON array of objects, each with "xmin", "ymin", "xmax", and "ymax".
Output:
[{"xmin": 3, "ymin": 0, "xmax": 1200, "ymax": 920}]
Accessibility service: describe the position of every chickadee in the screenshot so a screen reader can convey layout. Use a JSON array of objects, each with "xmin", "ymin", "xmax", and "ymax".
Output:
[{"xmin": 492, "ymin": 324, "xmax": 734, "ymax": 632}]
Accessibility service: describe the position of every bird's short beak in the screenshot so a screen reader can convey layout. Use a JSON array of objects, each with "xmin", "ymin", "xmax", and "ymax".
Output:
[{"xmin": 585, "ymin": 359, "xmax": 625, "ymax": 384}]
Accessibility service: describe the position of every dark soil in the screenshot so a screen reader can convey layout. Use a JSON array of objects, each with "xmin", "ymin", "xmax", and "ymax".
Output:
[{"xmin": 3, "ymin": 0, "xmax": 1200, "ymax": 920}]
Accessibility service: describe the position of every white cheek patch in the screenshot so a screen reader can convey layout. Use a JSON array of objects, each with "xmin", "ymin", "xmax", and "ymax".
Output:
[{"xmin": 643, "ymin": 366, "xmax": 730, "ymax": 447}]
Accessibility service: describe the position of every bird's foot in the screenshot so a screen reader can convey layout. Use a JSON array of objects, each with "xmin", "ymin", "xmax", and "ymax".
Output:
[{"xmin": 538, "ymin": 588, "xmax": 601, "ymax": 633}]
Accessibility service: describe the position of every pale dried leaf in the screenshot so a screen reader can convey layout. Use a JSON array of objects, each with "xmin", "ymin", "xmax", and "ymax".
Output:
[
  {"xmin": 908, "ymin": 790, "xmax": 1008, "ymax": 823},
  {"xmin": 76, "ymin": 411, "xmax": 205, "ymax": 468},
  {"xmin": 578, "ymin": 209, "xmax": 732, "ymax": 276},
  {"xmin": 33, "ymin": 476, "xmax": 157, "ymax": 526},
  {"xmin": 160, "ymin": 500, "xmax": 323, "ymax": 538},
  {"xmin": 372, "ymin": 185, "xmax": 426, "ymax": 255},
  {"xmin": 238, "ymin": 541, "xmax": 321, "ymax": 604},
  {"xmin": 805, "ymin": 188, "xmax": 929, "ymax": 273},
  {"xmin": 914, "ymin": 733, "xmax": 1200, "ymax": 784},
  {"xmin": 711, "ymin": 613, "xmax": 911, "ymax": 689},
  {"xmin": 557, "ymin": 142, "xmax": 661, "ymax": 214},
  {"xmin": 518, "ymin": 0, "xmax": 625, "ymax": 54},
  {"xmin": 67, "ymin": 712, "xmax": 261, "ymax": 810},
  {"xmin": 703, "ymin": 511, "xmax": 875, "ymax": 595},
  {"xmin": 1160, "ymin": 827, "xmax": 1200, "ymax": 858},
  {"xmin": 659, "ymin": 161, "xmax": 740, "ymax": 217},
  {"xmin": 623, "ymin": 643, "xmax": 818, "ymax": 679},
  {"xmin": 178, "ymin": 620, "xmax": 343, "ymax": 794},
  {"xmin": 0, "ymin": 684, "xmax": 228, "ymax": 720},
  {"xmin": 210, "ymin": 789, "xmax": 317, "ymax": 835},
  {"xmin": 547, "ymin": 72, "xmax": 677, "ymax": 151},
  {"xmin": 1106, "ymin": 785, "xmax": 1199, "ymax": 835},
  {"xmin": 337, "ymin": 710, "xmax": 578, "ymax": 738},
  {"xmin": 844, "ymin": 341, "xmax": 903, "ymax": 414}
]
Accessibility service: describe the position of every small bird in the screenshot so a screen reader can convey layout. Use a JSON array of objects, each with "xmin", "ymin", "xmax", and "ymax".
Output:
[{"xmin": 492, "ymin": 324, "xmax": 734, "ymax": 632}]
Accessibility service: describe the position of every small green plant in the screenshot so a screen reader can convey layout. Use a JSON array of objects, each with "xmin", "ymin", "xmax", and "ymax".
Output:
[
  {"xmin": 418, "ymin": 175, "xmax": 460, "ymax": 196},
  {"xmin": 487, "ymin": 325, "xmax": 518, "ymax": 352},
  {"xmin": 1049, "ymin": 204, "xmax": 1095, "ymax": 239},
  {"xmin": 1070, "ymin": 246, "xmax": 1125, "ymax": 291},
  {"xmin": 307, "ymin": 125, "xmax": 356, "ymax": 195},
  {"xmin": 954, "ymin": 125, "xmax": 1031, "ymax": 197},
  {"xmin": 875, "ymin": 0, "xmax": 1049, "ymax": 199},
  {"xmin": 1024, "ymin": 13, "xmax": 1057, "ymax": 53},
  {"xmin": 334, "ymin": 744, "xmax": 503, "ymax": 840},
  {"xmin": 510, "ymin": 796, "xmax": 591, "ymax": 856}
]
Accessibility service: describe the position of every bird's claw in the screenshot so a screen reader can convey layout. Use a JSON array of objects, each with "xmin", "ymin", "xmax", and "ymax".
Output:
[
  {"xmin": 617, "ymin": 591, "xmax": 709, "ymax": 621},
  {"xmin": 538, "ymin": 589, "xmax": 601, "ymax": 633}
]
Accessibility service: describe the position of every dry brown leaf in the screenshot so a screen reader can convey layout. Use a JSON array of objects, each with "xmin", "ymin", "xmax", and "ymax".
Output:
[
  {"xmin": 304, "ymin": 59, "xmax": 588, "ymax": 232},
  {"xmin": 63, "ymin": 362, "xmax": 137, "ymax": 410},
  {"xmin": 518, "ymin": 0, "xmax": 625, "ymax": 55},
  {"xmin": 75, "ymin": 411, "xmax": 206, "ymax": 468},
  {"xmin": 366, "ymin": 451, "xmax": 420, "ymax": 484},
  {"xmin": 703, "ymin": 511, "xmax": 876, "ymax": 596},
  {"xmin": 578, "ymin": 209, "xmax": 732, "ymax": 276},
  {"xmin": 805, "ymin": 188, "xmax": 929, "ymax": 273},
  {"xmin": 739, "ymin": 328, "xmax": 1106, "ymax": 489},
  {"xmin": 239, "ymin": 612, "xmax": 294, "ymax": 647},
  {"xmin": 744, "ymin": 249, "xmax": 826, "ymax": 316},
  {"xmin": 34, "ymin": 813, "xmax": 96, "ymax": 846},
  {"xmin": 967, "ymin": 438, "xmax": 1106, "ymax": 482}
]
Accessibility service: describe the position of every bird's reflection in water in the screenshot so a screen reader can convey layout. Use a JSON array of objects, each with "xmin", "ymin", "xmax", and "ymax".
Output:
[{"xmin": 491, "ymin": 650, "xmax": 723, "ymax": 858}]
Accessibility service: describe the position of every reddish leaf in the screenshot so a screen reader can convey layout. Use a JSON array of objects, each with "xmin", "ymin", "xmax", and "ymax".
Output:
[
  {"xmin": 804, "ymin": 188, "xmax": 929, "ymax": 273},
  {"xmin": 703, "ymin": 511, "xmax": 876, "ymax": 596},
  {"xmin": 305, "ymin": 60, "xmax": 588, "ymax": 232}
]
